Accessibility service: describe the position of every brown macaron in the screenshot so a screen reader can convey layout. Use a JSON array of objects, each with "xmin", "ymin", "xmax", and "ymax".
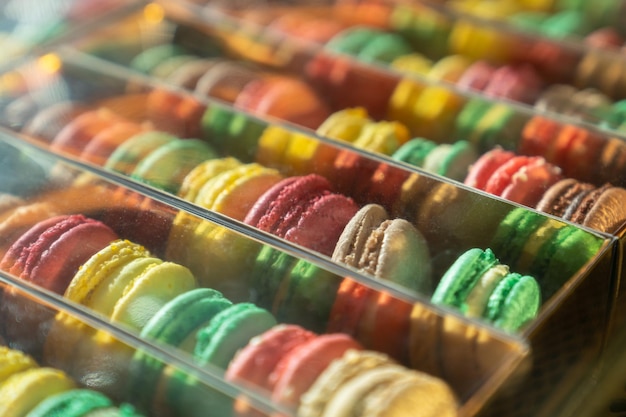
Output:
[{"xmin": 536, "ymin": 178, "xmax": 626, "ymax": 234}]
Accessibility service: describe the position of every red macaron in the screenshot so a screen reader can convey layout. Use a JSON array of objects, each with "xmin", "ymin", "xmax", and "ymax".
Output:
[{"xmin": 243, "ymin": 174, "xmax": 359, "ymax": 256}]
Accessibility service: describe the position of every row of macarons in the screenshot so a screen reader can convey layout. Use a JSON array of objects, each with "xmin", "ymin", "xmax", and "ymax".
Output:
[
  {"xmin": 0, "ymin": 216, "xmax": 463, "ymax": 416},
  {"xmin": 10, "ymin": 83, "xmax": 626, "ymax": 240},
  {"xmin": 81, "ymin": 38, "xmax": 626, "ymax": 192},
  {"xmin": 217, "ymin": 0, "xmax": 626, "ymax": 102},
  {"xmin": 436, "ymin": 0, "xmax": 626, "ymax": 47},
  {"xmin": 0, "ymin": 344, "xmax": 142, "ymax": 417}
]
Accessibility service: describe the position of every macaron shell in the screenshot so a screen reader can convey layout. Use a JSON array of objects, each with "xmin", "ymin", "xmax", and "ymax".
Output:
[
  {"xmin": 26, "ymin": 388, "xmax": 113, "ymax": 417},
  {"xmin": 370, "ymin": 218, "xmax": 433, "ymax": 294},
  {"xmin": 271, "ymin": 333, "xmax": 363, "ymax": 408},
  {"xmin": 333, "ymin": 204, "xmax": 389, "ymax": 269},
  {"xmin": 0, "ymin": 367, "xmax": 76, "ymax": 417},
  {"xmin": 195, "ymin": 303, "xmax": 277, "ymax": 368},
  {"xmin": 195, "ymin": 164, "xmax": 283, "ymax": 221},
  {"xmin": 110, "ymin": 261, "xmax": 197, "ymax": 331},
  {"xmin": 320, "ymin": 365, "xmax": 410, "ymax": 417},
  {"xmin": 464, "ymin": 148, "xmax": 516, "ymax": 190},
  {"xmin": 51, "ymin": 109, "xmax": 123, "ymax": 156},
  {"xmin": 327, "ymin": 278, "xmax": 374, "ymax": 336},
  {"xmin": 0, "ymin": 346, "xmax": 37, "ymax": 382},
  {"xmin": 226, "ymin": 324, "xmax": 316, "ymax": 390},
  {"xmin": 361, "ymin": 371, "xmax": 458, "ymax": 417},
  {"xmin": 298, "ymin": 349, "xmax": 395, "ymax": 417},
  {"xmin": 582, "ymin": 186, "xmax": 626, "ymax": 233},
  {"xmin": 486, "ymin": 273, "xmax": 541, "ymax": 332},
  {"xmin": 64, "ymin": 239, "xmax": 151, "ymax": 306},
  {"xmin": 178, "ymin": 157, "xmax": 242, "ymax": 202},
  {"xmin": 499, "ymin": 157, "xmax": 563, "ymax": 207},
  {"xmin": 130, "ymin": 138, "xmax": 218, "ymax": 193},
  {"xmin": 105, "ymin": 131, "xmax": 177, "ymax": 175},
  {"xmin": 80, "ymin": 122, "xmax": 149, "ymax": 166}
]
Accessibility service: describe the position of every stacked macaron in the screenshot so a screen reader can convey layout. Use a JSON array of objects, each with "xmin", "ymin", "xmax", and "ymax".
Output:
[{"xmin": 0, "ymin": 345, "xmax": 142, "ymax": 416}]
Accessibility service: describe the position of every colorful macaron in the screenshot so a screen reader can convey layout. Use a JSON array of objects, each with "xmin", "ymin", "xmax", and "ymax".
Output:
[
  {"xmin": 243, "ymin": 174, "xmax": 359, "ymax": 257},
  {"xmin": 332, "ymin": 204, "xmax": 433, "ymax": 295},
  {"xmin": 431, "ymin": 248, "xmax": 541, "ymax": 332}
]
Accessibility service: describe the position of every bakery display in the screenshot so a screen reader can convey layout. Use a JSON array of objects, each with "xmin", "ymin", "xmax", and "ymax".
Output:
[{"xmin": 0, "ymin": 1, "xmax": 623, "ymax": 417}]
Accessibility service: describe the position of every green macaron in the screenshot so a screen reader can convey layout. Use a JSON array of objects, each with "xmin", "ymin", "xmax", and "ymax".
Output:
[
  {"xmin": 25, "ymin": 389, "xmax": 113, "ymax": 417},
  {"xmin": 129, "ymin": 288, "xmax": 233, "ymax": 412},
  {"xmin": 432, "ymin": 247, "xmax": 541, "ymax": 332},
  {"xmin": 326, "ymin": 27, "xmax": 413, "ymax": 65},
  {"xmin": 254, "ymin": 246, "xmax": 340, "ymax": 333},
  {"xmin": 130, "ymin": 44, "xmax": 188, "ymax": 75},
  {"xmin": 105, "ymin": 131, "xmax": 177, "ymax": 175},
  {"xmin": 194, "ymin": 302, "xmax": 276, "ymax": 369},
  {"xmin": 130, "ymin": 138, "xmax": 218, "ymax": 193},
  {"xmin": 392, "ymin": 138, "xmax": 437, "ymax": 167},
  {"xmin": 201, "ymin": 105, "xmax": 266, "ymax": 160}
]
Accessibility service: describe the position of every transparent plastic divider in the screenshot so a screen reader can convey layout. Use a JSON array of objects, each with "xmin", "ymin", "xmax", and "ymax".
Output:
[{"xmin": 0, "ymin": 133, "xmax": 529, "ymax": 416}]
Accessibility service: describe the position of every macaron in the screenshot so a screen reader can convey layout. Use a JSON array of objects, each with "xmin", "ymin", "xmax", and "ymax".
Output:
[
  {"xmin": 464, "ymin": 148, "xmax": 564, "ymax": 208},
  {"xmin": 535, "ymin": 178, "xmax": 626, "ymax": 234},
  {"xmin": 432, "ymin": 248, "xmax": 541, "ymax": 332},
  {"xmin": 194, "ymin": 302, "xmax": 277, "ymax": 369},
  {"xmin": 64, "ymin": 239, "xmax": 197, "ymax": 331},
  {"xmin": 325, "ymin": 26, "xmax": 414, "ymax": 65},
  {"xmin": 326, "ymin": 278, "xmax": 413, "ymax": 363},
  {"xmin": 80, "ymin": 122, "xmax": 150, "ymax": 166},
  {"xmin": 298, "ymin": 349, "xmax": 458, "ymax": 417},
  {"xmin": 146, "ymin": 88, "xmax": 207, "ymax": 139},
  {"xmin": 234, "ymin": 76, "xmax": 331, "ymax": 129},
  {"xmin": 104, "ymin": 131, "xmax": 178, "ymax": 175},
  {"xmin": 519, "ymin": 116, "xmax": 607, "ymax": 184},
  {"xmin": 332, "ymin": 204, "xmax": 432, "ymax": 294},
  {"xmin": 25, "ymin": 389, "xmax": 116, "ymax": 417},
  {"xmin": 188, "ymin": 161, "xmax": 284, "ymax": 221},
  {"xmin": 129, "ymin": 138, "xmax": 218, "ymax": 194},
  {"xmin": 51, "ymin": 109, "xmax": 127, "ymax": 156},
  {"xmin": 244, "ymin": 174, "xmax": 359, "ymax": 257},
  {"xmin": 252, "ymin": 245, "xmax": 341, "ymax": 332},
  {"xmin": 0, "ymin": 367, "xmax": 76, "ymax": 417},
  {"xmin": 393, "ymin": 138, "xmax": 478, "ymax": 182},
  {"xmin": 491, "ymin": 208, "xmax": 605, "ymax": 299},
  {"xmin": 128, "ymin": 288, "xmax": 232, "ymax": 414},
  {"xmin": 22, "ymin": 101, "xmax": 89, "ymax": 143}
]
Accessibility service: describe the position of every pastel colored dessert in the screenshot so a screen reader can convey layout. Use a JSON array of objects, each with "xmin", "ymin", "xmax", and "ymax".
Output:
[
  {"xmin": 80, "ymin": 122, "xmax": 151, "ymax": 167},
  {"xmin": 392, "ymin": 137, "xmax": 478, "ymax": 182},
  {"xmin": 200, "ymin": 104, "xmax": 267, "ymax": 160},
  {"xmin": 165, "ymin": 213, "xmax": 259, "ymax": 300},
  {"xmin": 194, "ymin": 60, "xmax": 260, "ymax": 105},
  {"xmin": 464, "ymin": 147, "xmax": 564, "ymax": 208},
  {"xmin": 491, "ymin": 207, "xmax": 605, "ymax": 299},
  {"xmin": 256, "ymin": 124, "xmax": 339, "ymax": 178},
  {"xmin": 535, "ymin": 179, "xmax": 626, "ymax": 234},
  {"xmin": 146, "ymin": 88, "xmax": 207, "ymax": 139},
  {"xmin": 327, "ymin": 278, "xmax": 413, "ymax": 362},
  {"xmin": 0, "ymin": 214, "xmax": 118, "ymax": 295},
  {"xmin": 21, "ymin": 101, "xmax": 89, "ymax": 143},
  {"xmin": 0, "ymin": 346, "xmax": 141, "ymax": 417},
  {"xmin": 26, "ymin": 389, "xmax": 143, "ymax": 417},
  {"xmin": 305, "ymin": 51, "xmax": 399, "ymax": 120},
  {"xmin": 388, "ymin": 3, "xmax": 451, "ymax": 60},
  {"xmin": 243, "ymin": 174, "xmax": 359, "ymax": 257},
  {"xmin": 129, "ymin": 44, "xmax": 189, "ymax": 75},
  {"xmin": 325, "ymin": 26, "xmax": 413, "ymax": 65},
  {"xmin": 252, "ymin": 245, "xmax": 341, "ymax": 332},
  {"xmin": 298, "ymin": 348, "xmax": 458, "ymax": 417},
  {"xmin": 390, "ymin": 53, "xmax": 433, "ymax": 76},
  {"xmin": 178, "ymin": 158, "xmax": 283, "ymax": 221},
  {"xmin": 387, "ymin": 77, "xmax": 465, "ymax": 141},
  {"xmin": 454, "ymin": 98, "xmax": 528, "ymax": 152},
  {"xmin": 534, "ymin": 84, "xmax": 613, "ymax": 125},
  {"xmin": 234, "ymin": 76, "xmax": 332, "ymax": 129},
  {"xmin": 574, "ymin": 50, "xmax": 626, "ymax": 100},
  {"xmin": 194, "ymin": 302, "xmax": 277, "ymax": 369},
  {"xmin": 51, "ymin": 109, "xmax": 128, "ymax": 157},
  {"xmin": 478, "ymin": 63, "xmax": 544, "ymax": 104},
  {"xmin": 267, "ymin": 13, "xmax": 347, "ymax": 43},
  {"xmin": 519, "ymin": 116, "xmax": 608, "ymax": 184},
  {"xmin": 432, "ymin": 247, "xmax": 541, "ymax": 332},
  {"xmin": 426, "ymin": 55, "xmax": 472, "ymax": 83},
  {"xmin": 105, "ymin": 132, "xmax": 218, "ymax": 194},
  {"xmin": 128, "ymin": 288, "xmax": 233, "ymax": 415},
  {"xmin": 332, "ymin": 204, "xmax": 432, "ymax": 294},
  {"xmin": 63, "ymin": 239, "xmax": 197, "ymax": 332},
  {"xmin": 317, "ymin": 107, "xmax": 411, "ymax": 155}
]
